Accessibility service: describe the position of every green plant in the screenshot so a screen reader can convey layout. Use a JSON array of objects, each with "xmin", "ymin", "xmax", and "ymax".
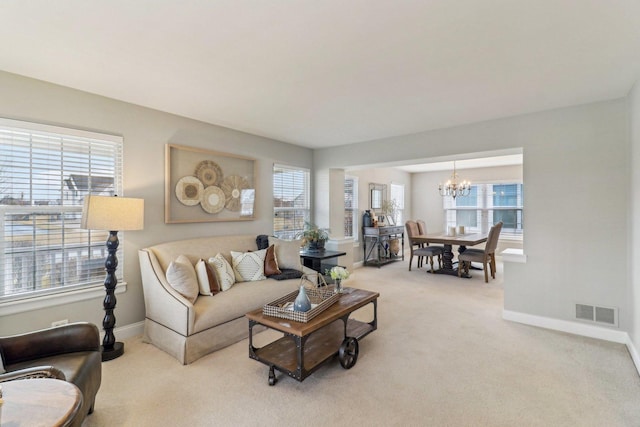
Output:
[{"xmin": 297, "ymin": 221, "xmax": 329, "ymax": 244}]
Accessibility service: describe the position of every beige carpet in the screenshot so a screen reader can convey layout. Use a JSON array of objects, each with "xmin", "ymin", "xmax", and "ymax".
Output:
[{"xmin": 83, "ymin": 259, "xmax": 640, "ymax": 426}]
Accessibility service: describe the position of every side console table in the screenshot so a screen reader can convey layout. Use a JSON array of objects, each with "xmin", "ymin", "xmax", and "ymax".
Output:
[{"xmin": 362, "ymin": 225, "xmax": 405, "ymax": 267}]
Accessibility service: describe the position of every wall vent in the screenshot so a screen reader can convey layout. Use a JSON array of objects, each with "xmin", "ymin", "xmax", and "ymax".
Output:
[{"xmin": 575, "ymin": 303, "xmax": 618, "ymax": 327}]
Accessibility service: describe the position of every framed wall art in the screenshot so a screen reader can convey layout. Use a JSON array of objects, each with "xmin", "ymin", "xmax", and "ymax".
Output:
[{"xmin": 165, "ymin": 144, "xmax": 256, "ymax": 223}]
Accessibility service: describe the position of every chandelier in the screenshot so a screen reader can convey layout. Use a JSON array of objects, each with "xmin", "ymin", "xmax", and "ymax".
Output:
[{"xmin": 438, "ymin": 161, "xmax": 471, "ymax": 199}]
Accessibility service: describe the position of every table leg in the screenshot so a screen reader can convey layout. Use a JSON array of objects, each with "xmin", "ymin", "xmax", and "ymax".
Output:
[{"xmin": 432, "ymin": 244, "xmax": 472, "ymax": 278}]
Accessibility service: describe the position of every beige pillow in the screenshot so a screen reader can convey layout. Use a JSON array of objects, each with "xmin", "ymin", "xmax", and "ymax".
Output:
[
  {"xmin": 231, "ymin": 249, "xmax": 267, "ymax": 282},
  {"xmin": 269, "ymin": 237, "xmax": 303, "ymax": 270},
  {"xmin": 195, "ymin": 259, "xmax": 221, "ymax": 296},
  {"xmin": 166, "ymin": 255, "xmax": 199, "ymax": 304},
  {"xmin": 209, "ymin": 253, "xmax": 236, "ymax": 291}
]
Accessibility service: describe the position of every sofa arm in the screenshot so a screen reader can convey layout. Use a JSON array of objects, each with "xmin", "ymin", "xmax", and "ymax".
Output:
[
  {"xmin": 139, "ymin": 249, "xmax": 193, "ymax": 336},
  {"xmin": 0, "ymin": 322, "xmax": 99, "ymax": 366}
]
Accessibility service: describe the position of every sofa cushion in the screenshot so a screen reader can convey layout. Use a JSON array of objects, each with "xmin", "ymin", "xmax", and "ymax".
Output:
[
  {"xmin": 269, "ymin": 237, "xmax": 304, "ymax": 270},
  {"xmin": 264, "ymin": 244, "xmax": 282, "ymax": 276},
  {"xmin": 192, "ymin": 278, "xmax": 301, "ymax": 333},
  {"xmin": 166, "ymin": 255, "xmax": 199, "ymax": 303},
  {"xmin": 231, "ymin": 249, "xmax": 267, "ymax": 282},
  {"xmin": 195, "ymin": 259, "xmax": 221, "ymax": 296},
  {"xmin": 209, "ymin": 253, "xmax": 236, "ymax": 291}
]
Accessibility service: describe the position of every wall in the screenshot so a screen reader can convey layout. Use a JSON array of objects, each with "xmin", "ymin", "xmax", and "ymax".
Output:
[
  {"xmin": 316, "ymin": 99, "xmax": 631, "ymax": 331},
  {"xmin": 0, "ymin": 71, "xmax": 312, "ymax": 336},
  {"xmin": 630, "ymin": 78, "xmax": 640, "ymax": 351}
]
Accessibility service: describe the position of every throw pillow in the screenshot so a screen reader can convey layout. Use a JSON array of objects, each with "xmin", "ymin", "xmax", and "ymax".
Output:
[
  {"xmin": 165, "ymin": 255, "xmax": 199, "ymax": 304},
  {"xmin": 269, "ymin": 237, "xmax": 304, "ymax": 270},
  {"xmin": 231, "ymin": 249, "xmax": 267, "ymax": 282},
  {"xmin": 264, "ymin": 244, "xmax": 282, "ymax": 276},
  {"xmin": 195, "ymin": 259, "xmax": 221, "ymax": 296},
  {"xmin": 209, "ymin": 253, "xmax": 236, "ymax": 291}
]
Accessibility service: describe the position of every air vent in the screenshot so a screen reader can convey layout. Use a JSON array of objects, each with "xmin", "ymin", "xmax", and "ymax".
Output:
[
  {"xmin": 576, "ymin": 304, "xmax": 594, "ymax": 321},
  {"xmin": 575, "ymin": 303, "xmax": 618, "ymax": 327}
]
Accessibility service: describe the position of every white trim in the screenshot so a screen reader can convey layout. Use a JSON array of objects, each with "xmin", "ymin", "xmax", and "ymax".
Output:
[
  {"xmin": 501, "ymin": 248, "xmax": 527, "ymax": 263},
  {"xmin": 503, "ymin": 309, "xmax": 640, "ymax": 377},
  {"xmin": 0, "ymin": 117, "xmax": 122, "ymax": 143},
  {"xmin": 626, "ymin": 336, "xmax": 640, "ymax": 378},
  {"xmin": 103, "ymin": 320, "xmax": 144, "ymax": 342},
  {"xmin": 0, "ymin": 282, "xmax": 127, "ymax": 316}
]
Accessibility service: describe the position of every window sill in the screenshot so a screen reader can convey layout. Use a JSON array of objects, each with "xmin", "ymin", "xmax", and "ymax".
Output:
[
  {"xmin": 500, "ymin": 248, "xmax": 526, "ymax": 263},
  {"xmin": 0, "ymin": 282, "xmax": 128, "ymax": 316}
]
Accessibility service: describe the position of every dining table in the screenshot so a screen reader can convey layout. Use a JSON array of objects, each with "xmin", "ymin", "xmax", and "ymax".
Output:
[{"xmin": 412, "ymin": 232, "xmax": 488, "ymax": 278}]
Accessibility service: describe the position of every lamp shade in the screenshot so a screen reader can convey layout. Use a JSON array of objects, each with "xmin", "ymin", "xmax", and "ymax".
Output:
[{"xmin": 81, "ymin": 195, "xmax": 144, "ymax": 231}]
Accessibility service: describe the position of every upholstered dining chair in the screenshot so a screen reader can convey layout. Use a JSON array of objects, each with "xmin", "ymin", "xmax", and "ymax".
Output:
[
  {"xmin": 416, "ymin": 219, "xmax": 445, "ymax": 263},
  {"xmin": 458, "ymin": 221, "xmax": 503, "ymax": 282},
  {"xmin": 405, "ymin": 220, "xmax": 443, "ymax": 273}
]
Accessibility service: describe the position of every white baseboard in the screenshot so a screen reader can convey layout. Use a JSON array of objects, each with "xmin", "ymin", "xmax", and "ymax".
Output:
[
  {"xmin": 625, "ymin": 335, "xmax": 640, "ymax": 378},
  {"xmin": 99, "ymin": 321, "xmax": 144, "ymax": 343},
  {"xmin": 503, "ymin": 309, "xmax": 640, "ymax": 377}
]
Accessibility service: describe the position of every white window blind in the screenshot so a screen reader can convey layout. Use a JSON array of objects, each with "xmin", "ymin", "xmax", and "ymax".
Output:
[
  {"xmin": 273, "ymin": 164, "xmax": 310, "ymax": 239},
  {"xmin": 390, "ymin": 183, "xmax": 404, "ymax": 225},
  {"xmin": 0, "ymin": 118, "xmax": 123, "ymax": 302},
  {"xmin": 344, "ymin": 175, "xmax": 358, "ymax": 240}
]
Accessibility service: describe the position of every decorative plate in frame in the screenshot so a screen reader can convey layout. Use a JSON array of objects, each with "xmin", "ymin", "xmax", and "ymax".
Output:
[
  {"xmin": 195, "ymin": 160, "xmax": 223, "ymax": 187},
  {"xmin": 200, "ymin": 186, "xmax": 226, "ymax": 214},
  {"xmin": 221, "ymin": 175, "xmax": 249, "ymax": 211},
  {"xmin": 175, "ymin": 176, "xmax": 204, "ymax": 206}
]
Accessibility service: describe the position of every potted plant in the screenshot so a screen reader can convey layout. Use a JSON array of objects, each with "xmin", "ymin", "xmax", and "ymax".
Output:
[
  {"xmin": 297, "ymin": 221, "xmax": 329, "ymax": 251},
  {"xmin": 381, "ymin": 199, "xmax": 399, "ymax": 225}
]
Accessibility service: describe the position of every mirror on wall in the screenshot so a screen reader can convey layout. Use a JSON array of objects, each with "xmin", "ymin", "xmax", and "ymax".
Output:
[{"xmin": 369, "ymin": 183, "xmax": 387, "ymax": 210}]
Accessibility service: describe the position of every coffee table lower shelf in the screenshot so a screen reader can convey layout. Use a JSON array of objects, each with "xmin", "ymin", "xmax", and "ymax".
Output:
[{"xmin": 246, "ymin": 289, "xmax": 378, "ymax": 386}]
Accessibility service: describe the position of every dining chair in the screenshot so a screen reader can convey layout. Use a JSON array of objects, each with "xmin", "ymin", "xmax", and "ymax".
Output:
[
  {"xmin": 458, "ymin": 221, "xmax": 503, "ymax": 282},
  {"xmin": 416, "ymin": 219, "xmax": 445, "ymax": 261},
  {"xmin": 405, "ymin": 220, "xmax": 443, "ymax": 273}
]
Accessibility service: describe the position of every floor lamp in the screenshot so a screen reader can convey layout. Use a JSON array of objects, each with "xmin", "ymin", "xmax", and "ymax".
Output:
[{"xmin": 81, "ymin": 195, "xmax": 144, "ymax": 361}]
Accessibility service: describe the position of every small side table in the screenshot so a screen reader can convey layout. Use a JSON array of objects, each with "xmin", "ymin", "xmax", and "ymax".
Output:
[
  {"xmin": 1, "ymin": 378, "xmax": 82, "ymax": 426},
  {"xmin": 299, "ymin": 249, "xmax": 346, "ymax": 276}
]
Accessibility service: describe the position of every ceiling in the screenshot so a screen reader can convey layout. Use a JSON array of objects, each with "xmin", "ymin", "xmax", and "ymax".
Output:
[{"xmin": 1, "ymin": 1, "xmax": 639, "ymax": 150}]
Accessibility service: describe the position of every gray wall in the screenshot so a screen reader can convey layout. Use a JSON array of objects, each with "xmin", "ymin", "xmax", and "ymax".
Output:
[
  {"xmin": 630, "ymin": 79, "xmax": 640, "ymax": 350},
  {"xmin": 0, "ymin": 71, "xmax": 312, "ymax": 335},
  {"xmin": 315, "ymin": 99, "xmax": 631, "ymax": 331}
]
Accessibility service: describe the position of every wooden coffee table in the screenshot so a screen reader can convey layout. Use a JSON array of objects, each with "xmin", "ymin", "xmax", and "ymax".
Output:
[{"xmin": 246, "ymin": 287, "xmax": 379, "ymax": 385}]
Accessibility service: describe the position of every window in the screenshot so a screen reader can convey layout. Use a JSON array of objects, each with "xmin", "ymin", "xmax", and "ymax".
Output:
[
  {"xmin": 344, "ymin": 175, "xmax": 358, "ymax": 241},
  {"xmin": 0, "ymin": 118, "xmax": 123, "ymax": 303},
  {"xmin": 390, "ymin": 183, "xmax": 405, "ymax": 225},
  {"xmin": 444, "ymin": 182, "xmax": 523, "ymax": 238},
  {"xmin": 273, "ymin": 164, "xmax": 310, "ymax": 239}
]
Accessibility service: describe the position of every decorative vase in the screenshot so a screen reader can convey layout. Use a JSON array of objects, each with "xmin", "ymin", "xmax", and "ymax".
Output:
[
  {"xmin": 294, "ymin": 285, "xmax": 312, "ymax": 312},
  {"xmin": 334, "ymin": 278, "xmax": 343, "ymax": 294},
  {"xmin": 363, "ymin": 210, "xmax": 372, "ymax": 227}
]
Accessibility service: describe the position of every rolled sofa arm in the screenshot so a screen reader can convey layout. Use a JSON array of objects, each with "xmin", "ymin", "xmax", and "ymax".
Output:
[
  {"xmin": 0, "ymin": 322, "xmax": 99, "ymax": 365},
  {"xmin": 138, "ymin": 249, "xmax": 194, "ymax": 336}
]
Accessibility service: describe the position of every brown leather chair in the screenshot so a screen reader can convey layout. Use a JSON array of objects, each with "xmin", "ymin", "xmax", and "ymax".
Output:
[
  {"xmin": 0, "ymin": 322, "xmax": 102, "ymax": 426},
  {"xmin": 405, "ymin": 220, "xmax": 443, "ymax": 272},
  {"xmin": 458, "ymin": 221, "xmax": 503, "ymax": 282}
]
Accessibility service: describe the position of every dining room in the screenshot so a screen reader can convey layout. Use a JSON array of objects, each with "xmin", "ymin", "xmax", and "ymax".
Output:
[{"xmin": 346, "ymin": 152, "xmax": 524, "ymax": 269}]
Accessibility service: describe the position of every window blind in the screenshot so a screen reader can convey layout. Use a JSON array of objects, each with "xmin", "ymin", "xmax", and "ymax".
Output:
[
  {"xmin": 344, "ymin": 176, "xmax": 358, "ymax": 239},
  {"xmin": 273, "ymin": 164, "xmax": 310, "ymax": 239},
  {"xmin": 0, "ymin": 118, "xmax": 123, "ymax": 301}
]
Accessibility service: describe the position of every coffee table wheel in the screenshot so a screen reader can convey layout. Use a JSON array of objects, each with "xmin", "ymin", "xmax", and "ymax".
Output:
[
  {"xmin": 268, "ymin": 365, "xmax": 277, "ymax": 386},
  {"xmin": 339, "ymin": 337, "xmax": 359, "ymax": 369}
]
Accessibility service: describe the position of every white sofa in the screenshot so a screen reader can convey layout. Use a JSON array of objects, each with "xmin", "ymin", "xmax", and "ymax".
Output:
[{"xmin": 138, "ymin": 234, "xmax": 310, "ymax": 364}]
